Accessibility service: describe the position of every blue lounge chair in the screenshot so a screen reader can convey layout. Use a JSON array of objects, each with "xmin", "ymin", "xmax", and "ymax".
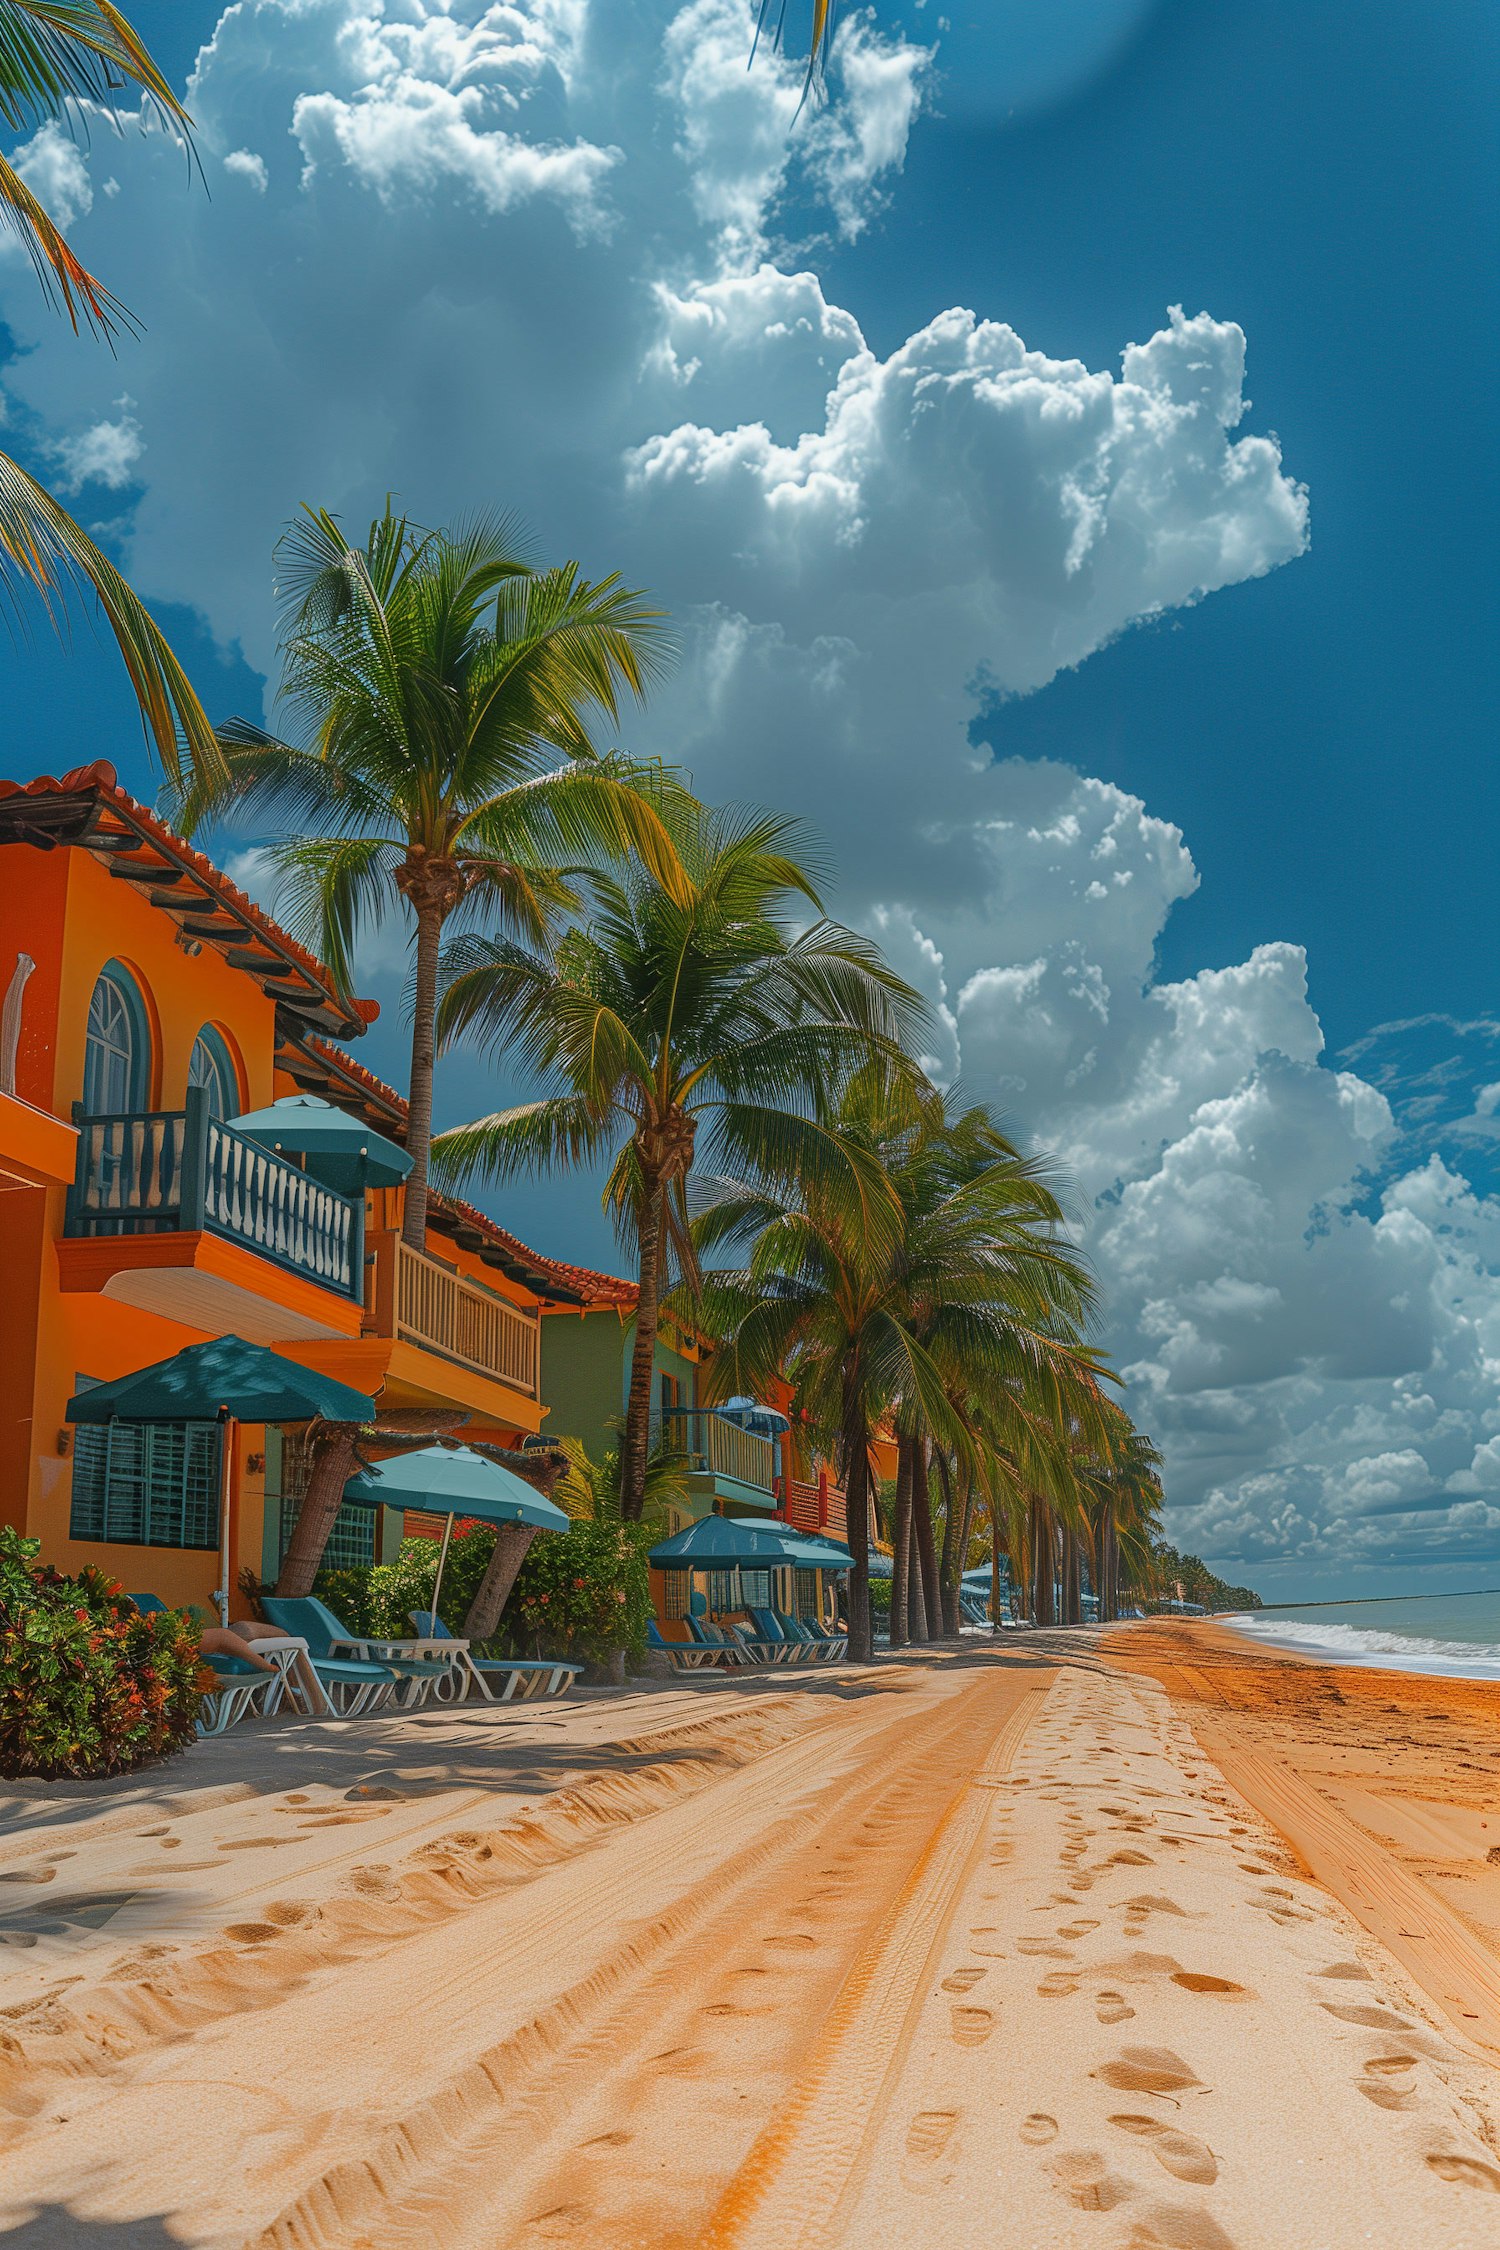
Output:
[
  {"xmin": 259, "ymin": 1597, "xmax": 407, "ymax": 1715},
  {"xmin": 130, "ymin": 1592, "xmax": 282, "ymax": 1733},
  {"xmin": 646, "ymin": 1620, "xmax": 721, "ymax": 1672},
  {"xmin": 685, "ymin": 1614, "xmax": 752, "ymax": 1665},
  {"xmin": 747, "ymin": 1607, "xmax": 810, "ymax": 1665},
  {"xmin": 407, "ymin": 1614, "xmax": 582, "ymax": 1702}
]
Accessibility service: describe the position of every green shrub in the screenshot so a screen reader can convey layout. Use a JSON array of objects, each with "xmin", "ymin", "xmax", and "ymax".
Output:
[
  {"xmin": 502, "ymin": 1519, "xmax": 651, "ymax": 1667},
  {"xmin": 0, "ymin": 1528, "xmax": 205, "ymax": 1779},
  {"xmin": 868, "ymin": 1572, "xmax": 892, "ymax": 1615},
  {"xmin": 313, "ymin": 1517, "xmax": 651, "ymax": 1667}
]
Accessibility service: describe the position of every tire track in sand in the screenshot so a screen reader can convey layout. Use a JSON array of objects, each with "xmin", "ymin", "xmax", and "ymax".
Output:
[{"xmin": 697, "ymin": 1684, "xmax": 1046, "ymax": 2250}]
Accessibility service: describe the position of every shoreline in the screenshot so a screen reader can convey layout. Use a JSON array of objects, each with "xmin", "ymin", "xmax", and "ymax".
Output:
[{"xmin": 1215, "ymin": 1607, "xmax": 1500, "ymax": 1683}]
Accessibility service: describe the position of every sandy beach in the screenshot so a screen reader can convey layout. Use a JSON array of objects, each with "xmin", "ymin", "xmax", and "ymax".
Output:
[{"xmin": 4, "ymin": 1631, "xmax": 1500, "ymax": 2247}]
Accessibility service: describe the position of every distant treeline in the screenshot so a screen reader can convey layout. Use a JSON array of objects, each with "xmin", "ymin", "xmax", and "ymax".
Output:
[{"xmin": 1128, "ymin": 1540, "xmax": 1263, "ymax": 1613}]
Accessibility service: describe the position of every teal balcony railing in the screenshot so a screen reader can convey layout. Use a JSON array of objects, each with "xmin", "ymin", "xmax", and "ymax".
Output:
[
  {"xmin": 65, "ymin": 1085, "xmax": 363, "ymax": 1301},
  {"xmin": 653, "ymin": 1406, "xmax": 779, "ymax": 1493}
]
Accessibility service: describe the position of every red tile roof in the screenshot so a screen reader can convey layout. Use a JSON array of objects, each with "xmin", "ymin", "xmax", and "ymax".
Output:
[
  {"xmin": 289, "ymin": 1033, "xmax": 639, "ymax": 1312},
  {"xmin": 0, "ymin": 761, "xmax": 377, "ymax": 1041}
]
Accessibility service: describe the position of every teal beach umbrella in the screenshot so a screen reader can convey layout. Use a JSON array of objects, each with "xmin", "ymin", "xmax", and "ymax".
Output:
[{"xmin": 229, "ymin": 1094, "xmax": 413, "ymax": 1195}]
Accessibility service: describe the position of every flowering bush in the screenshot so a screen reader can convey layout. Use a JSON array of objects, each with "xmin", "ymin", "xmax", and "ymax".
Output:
[
  {"xmin": 501, "ymin": 1520, "xmax": 651, "ymax": 1667},
  {"xmin": 0, "ymin": 1528, "xmax": 205, "ymax": 1778}
]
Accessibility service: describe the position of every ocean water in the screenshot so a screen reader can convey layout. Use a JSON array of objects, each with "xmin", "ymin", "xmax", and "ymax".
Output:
[{"xmin": 1226, "ymin": 1590, "xmax": 1500, "ymax": 1681}]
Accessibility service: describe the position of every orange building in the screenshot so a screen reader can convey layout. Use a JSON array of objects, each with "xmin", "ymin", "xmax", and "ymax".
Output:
[{"xmin": 0, "ymin": 762, "xmax": 618, "ymax": 1612}]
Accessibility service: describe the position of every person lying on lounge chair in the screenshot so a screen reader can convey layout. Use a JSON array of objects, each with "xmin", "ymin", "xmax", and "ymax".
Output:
[{"xmin": 227, "ymin": 1616, "xmax": 325, "ymax": 1707}]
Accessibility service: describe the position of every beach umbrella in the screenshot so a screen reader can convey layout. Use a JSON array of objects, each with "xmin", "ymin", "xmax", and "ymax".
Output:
[
  {"xmin": 67, "ymin": 1338, "xmax": 378, "ymax": 1626},
  {"xmin": 341, "ymin": 1445, "xmax": 569, "ymax": 1623},
  {"xmin": 715, "ymin": 1396, "xmax": 791, "ymax": 1437},
  {"xmin": 228, "ymin": 1094, "xmax": 412, "ymax": 1195}
]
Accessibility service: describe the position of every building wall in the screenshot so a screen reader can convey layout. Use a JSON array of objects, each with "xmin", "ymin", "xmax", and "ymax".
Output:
[
  {"xmin": 0, "ymin": 843, "xmax": 282, "ymax": 1608},
  {"xmin": 539, "ymin": 1308, "xmax": 699, "ymax": 1467}
]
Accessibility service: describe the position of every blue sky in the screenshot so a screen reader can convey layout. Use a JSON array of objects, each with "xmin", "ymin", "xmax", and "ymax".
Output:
[{"xmin": 3, "ymin": 0, "xmax": 1497, "ymax": 1598}]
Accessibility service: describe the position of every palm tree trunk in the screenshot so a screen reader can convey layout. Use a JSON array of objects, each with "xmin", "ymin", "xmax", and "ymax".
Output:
[
  {"xmin": 989, "ymin": 1497, "xmax": 1003, "ymax": 1628},
  {"xmin": 402, "ymin": 899, "xmax": 445, "ymax": 1251},
  {"xmin": 1061, "ymin": 1523, "xmax": 1081, "ymax": 1625},
  {"xmin": 463, "ymin": 1523, "xmax": 538, "ymax": 1640},
  {"xmin": 274, "ymin": 1425, "xmax": 359, "ymax": 1597},
  {"xmin": 889, "ymin": 1436, "xmax": 913, "ymax": 1649},
  {"xmin": 841, "ymin": 1376, "xmax": 872, "ymax": 1664},
  {"xmin": 936, "ymin": 1449, "xmax": 961, "ymax": 1638},
  {"xmin": 620, "ymin": 1173, "xmax": 664, "ymax": 1524},
  {"xmin": 912, "ymin": 1438, "xmax": 941, "ymax": 1643},
  {"xmin": 1031, "ymin": 1501, "xmax": 1056, "ymax": 1626}
]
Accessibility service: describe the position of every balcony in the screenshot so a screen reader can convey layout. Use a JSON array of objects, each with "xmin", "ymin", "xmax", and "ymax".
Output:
[
  {"xmin": 363, "ymin": 1233, "xmax": 540, "ymax": 1402},
  {"xmin": 58, "ymin": 1088, "xmax": 365, "ymax": 1342},
  {"xmin": 656, "ymin": 1406, "xmax": 779, "ymax": 1499}
]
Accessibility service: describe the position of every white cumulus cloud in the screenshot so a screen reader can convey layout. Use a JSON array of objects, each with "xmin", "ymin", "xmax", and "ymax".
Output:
[{"xmin": 6, "ymin": 0, "xmax": 1491, "ymax": 1592}]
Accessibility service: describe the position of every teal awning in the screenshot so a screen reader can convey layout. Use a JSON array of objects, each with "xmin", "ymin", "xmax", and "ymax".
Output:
[
  {"xmin": 651, "ymin": 1515, "xmax": 851, "ymax": 1572},
  {"xmin": 341, "ymin": 1444, "xmax": 569, "ymax": 1530},
  {"xmin": 230, "ymin": 1094, "xmax": 412, "ymax": 1193},
  {"xmin": 649, "ymin": 1515, "xmax": 794, "ymax": 1570},
  {"xmin": 66, "ymin": 1337, "xmax": 376, "ymax": 1425},
  {"xmin": 724, "ymin": 1519, "xmax": 853, "ymax": 1572}
]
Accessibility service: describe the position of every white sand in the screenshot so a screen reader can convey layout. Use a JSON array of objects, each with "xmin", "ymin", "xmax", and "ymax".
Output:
[{"xmin": 2, "ymin": 1654, "xmax": 1497, "ymax": 2247}]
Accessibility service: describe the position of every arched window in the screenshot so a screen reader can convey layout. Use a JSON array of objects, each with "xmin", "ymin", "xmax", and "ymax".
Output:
[
  {"xmin": 188, "ymin": 1025, "xmax": 240, "ymax": 1119},
  {"xmin": 83, "ymin": 962, "xmax": 149, "ymax": 1114}
]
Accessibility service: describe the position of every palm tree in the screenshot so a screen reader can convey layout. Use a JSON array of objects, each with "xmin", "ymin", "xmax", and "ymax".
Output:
[
  {"xmin": 184, "ymin": 502, "xmax": 683, "ymax": 1248},
  {"xmin": 1, "ymin": 1, "xmax": 219, "ymax": 778},
  {"xmin": 692, "ymin": 1072, "xmax": 1103, "ymax": 1661},
  {"xmin": 752, "ymin": 0, "xmax": 834, "ymax": 103},
  {"xmin": 431, "ymin": 806, "xmax": 922, "ymax": 1523}
]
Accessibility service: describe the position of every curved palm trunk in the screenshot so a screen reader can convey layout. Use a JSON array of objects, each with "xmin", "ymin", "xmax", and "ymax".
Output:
[
  {"xmin": 911, "ymin": 1439, "xmax": 940, "ymax": 1644},
  {"xmin": 402, "ymin": 898, "xmax": 445, "ymax": 1252},
  {"xmin": 620, "ymin": 1174, "xmax": 664, "ymax": 1524},
  {"xmin": 274, "ymin": 1425, "xmax": 360, "ymax": 1597},
  {"xmin": 841, "ymin": 1374, "xmax": 873, "ymax": 1664},
  {"xmin": 463, "ymin": 1524, "xmax": 538, "ymax": 1640}
]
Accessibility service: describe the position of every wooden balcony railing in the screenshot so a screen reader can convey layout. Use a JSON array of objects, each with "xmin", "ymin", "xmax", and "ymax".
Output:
[
  {"xmin": 783, "ymin": 1474, "xmax": 848, "ymax": 1540},
  {"xmin": 655, "ymin": 1406, "xmax": 778, "ymax": 1493},
  {"xmin": 365, "ymin": 1234, "xmax": 539, "ymax": 1396},
  {"xmin": 66, "ymin": 1086, "xmax": 362, "ymax": 1300}
]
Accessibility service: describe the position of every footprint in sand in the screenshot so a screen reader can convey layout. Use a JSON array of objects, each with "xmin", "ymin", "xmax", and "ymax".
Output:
[
  {"xmin": 1171, "ymin": 1973, "xmax": 1247, "ymax": 1999},
  {"xmin": 1096, "ymin": 1991, "xmax": 1136, "ymax": 2024},
  {"xmin": 903, "ymin": 2108, "xmax": 961, "ymax": 2187},
  {"xmin": 1321, "ymin": 2002, "xmax": 1413, "ymax": 2032},
  {"xmin": 1037, "ymin": 1972, "xmax": 1081, "ymax": 1999},
  {"xmin": 1058, "ymin": 1919, "xmax": 1100, "ymax": 1938},
  {"xmin": 1095, "ymin": 2047, "xmax": 1204, "ymax": 2098},
  {"xmin": 1108, "ymin": 2115, "xmax": 1219, "ymax": 2184},
  {"xmin": 1317, "ymin": 1961, "xmax": 1372, "ymax": 1981},
  {"xmin": 950, "ymin": 2006, "xmax": 995, "ymax": 2046},
  {"xmin": 1019, "ymin": 2114, "xmax": 1059, "ymax": 2145},
  {"xmin": 1048, "ymin": 2150, "xmax": 1136, "ymax": 2211},
  {"xmin": 942, "ymin": 1967, "xmax": 987, "ymax": 1994},
  {"xmin": 1426, "ymin": 2154, "xmax": 1500, "ymax": 2192},
  {"xmin": 1126, "ymin": 2200, "xmax": 1238, "ymax": 2248}
]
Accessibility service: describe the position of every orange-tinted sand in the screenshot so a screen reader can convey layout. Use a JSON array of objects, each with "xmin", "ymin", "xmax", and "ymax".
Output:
[
  {"xmin": 1106, "ymin": 1619, "xmax": 1500, "ymax": 2058},
  {"xmin": 3, "ymin": 1638, "xmax": 1500, "ymax": 2247}
]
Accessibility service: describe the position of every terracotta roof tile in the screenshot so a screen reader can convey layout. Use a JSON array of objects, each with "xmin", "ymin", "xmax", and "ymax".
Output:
[{"xmin": 0, "ymin": 761, "xmax": 377, "ymax": 1039}]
